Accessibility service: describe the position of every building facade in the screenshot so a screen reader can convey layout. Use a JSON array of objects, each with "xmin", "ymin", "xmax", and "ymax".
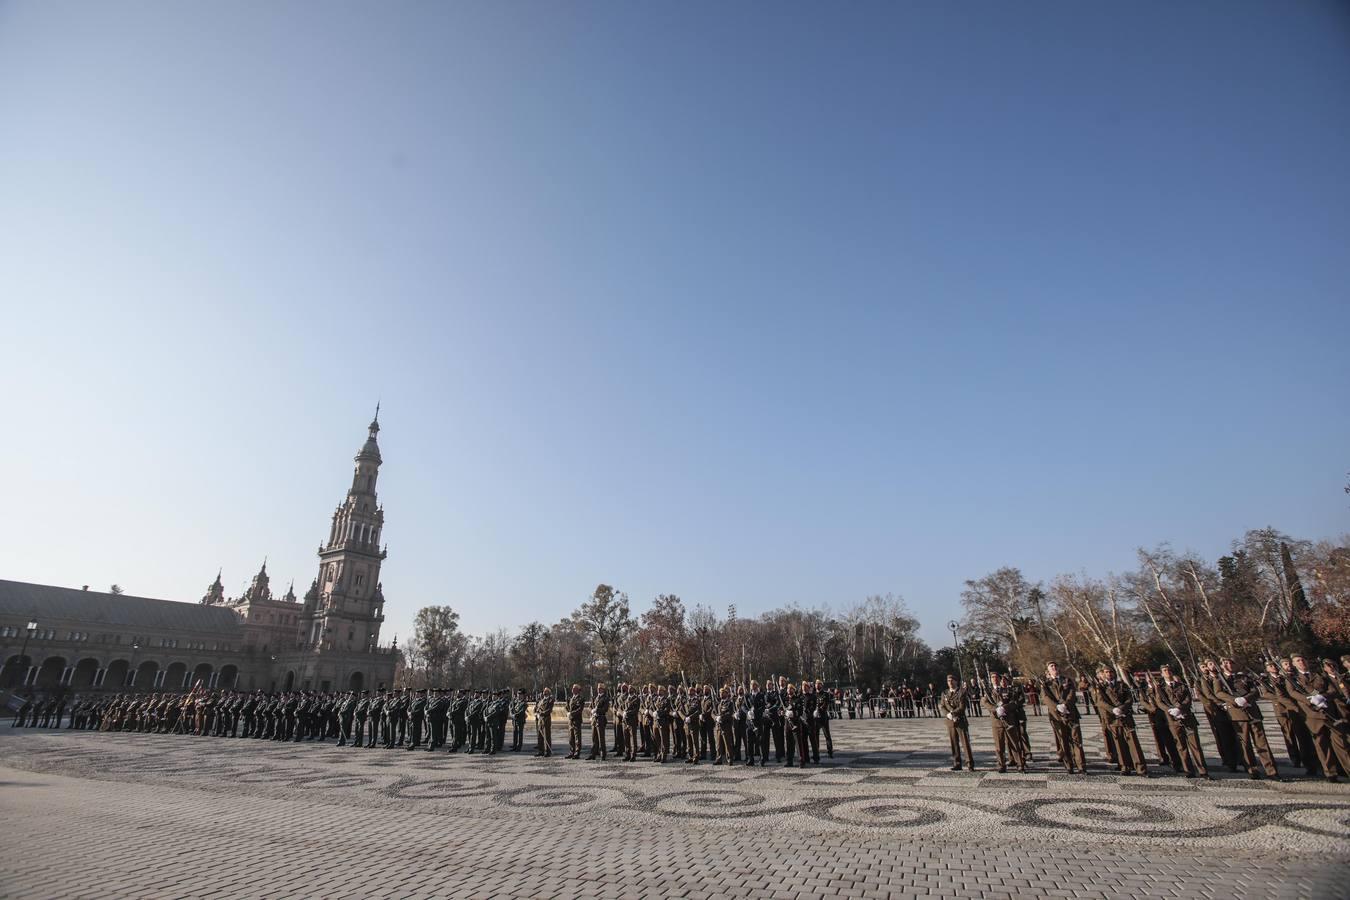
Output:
[{"xmin": 0, "ymin": 416, "xmax": 398, "ymax": 698}]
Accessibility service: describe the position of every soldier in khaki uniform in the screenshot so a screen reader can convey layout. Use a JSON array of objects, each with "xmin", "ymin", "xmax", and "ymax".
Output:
[
  {"xmin": 1153, "ymin": 664, "xmax": 1211, "ymax": 779},
  {"xmin": 1263, "ymin": 659, "xmax": 1313, "ymax": 773},
  {"xmin": 1289, "ymin": 653, "xmax": 1350, "ymax": 782},
  {"xmin": 1212, "ymin": 658, "xmax": 1278, "ymax": 779},
  {"xmin": 653, "ymin": 685, "xmax": 672, "ymax": 762},
  {"xmin": 1095, "ymin": 665, "xmax": 1147, "ymax": 776},
  {"xmin": 565, "ymin": 684, "xmax": 585, "ymax": 759},
  {"xmin": 939, "ymin": 674, "xmax": 975, "ymax": 771},
  {"xmin": 984, "ymin": 673, "xmax": 1026, "ymax": 773},
  {"xmin": 621, "ymin": 686, "xmax": 641, "ymax": 762},
  {"xmin": 586, "ymin": 683, "xmax": 610, "ymax": 761},
  {"xmin": 713, "ymin": 686, "xmax": 735, "ymax": 765},
  {"xmin": 1041, "ymin": 662, "xmax": 1087, "ymax": 774},
  {"xmin": 533, "ymin": 687, "xmax": 554, "ymax": 757}
]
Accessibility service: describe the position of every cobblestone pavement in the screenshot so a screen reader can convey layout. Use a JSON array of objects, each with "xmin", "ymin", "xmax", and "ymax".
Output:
[{"xmin": 2, "ymin": 716, "xmax": 1347, "ymax": 899}]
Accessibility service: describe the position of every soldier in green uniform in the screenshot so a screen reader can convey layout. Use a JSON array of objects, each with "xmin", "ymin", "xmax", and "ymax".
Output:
[
  {"xmin": 586, "ymin": 683, "xmax": 610, "ymax": 760},
  {"xmin": 534, "ymin": 687, "xmax": 554, "ymax": 757},
  {"xmin": 621, "ymin": 686, "xmax": 641, "ymax": 761},
  {"xmin": 565, "ymin": 684, "xmax": 585, "ymax": 759},
  {"xmin": 510, "ymin": 689, "xmax": 528, "ymax": 752},
  {"xmin": 940, "ymin": 674, "xmax": 974, "ymax": 771},
  {"xmin": 406, "ymin": 688, "xmax": 428, "ymax": 750}
]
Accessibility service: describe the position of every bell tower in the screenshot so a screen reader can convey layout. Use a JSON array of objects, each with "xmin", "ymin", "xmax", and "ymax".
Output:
[{"xmin": 300, "ymin": 409, "xmax": 388, "ymax": 651}]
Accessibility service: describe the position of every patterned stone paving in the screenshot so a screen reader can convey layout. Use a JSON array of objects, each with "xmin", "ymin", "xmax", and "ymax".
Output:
[{"xmin": 1, "ymin": 714, "xmax": 1347, "ymax": 899}]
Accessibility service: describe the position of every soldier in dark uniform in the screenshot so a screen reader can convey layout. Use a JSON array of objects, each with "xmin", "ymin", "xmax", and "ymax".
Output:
[
  {"xmin": 351, "ymin": 692, "xmax": 368, "ymax": 747},
  {"xmin": 586, "ymin": 683, "xmax": 610, "ymax": 760},
  {"xmin": 1095, "ymin": 665, "xmax": 1147, "ymax": 776},
  {"xmin": 336, "ymin": 691, "xmax": 355, "ymax": 746},
  {"xmin": 493, "ymin": 690, "xmax": 510, "ymax": 752},
  {"xmin": 1041, "ymin": 662, "xmax": 1086, "ymax": 774},
  {"xmin": 507, "ymin": 690, "xmax": 526, "ymax": 755},
  {"xmin": 425, "ymin": 688, "xmax": 447, "ymax": 750},
  {"xmin": 1212, "ymin": 658, "xmax": 1278, "ymax": 780},
  {"xmin": 639, "ymin": 685, "xmax": 656, "ymax": 755},
  {"xmin": 772, "ymin": 677, "xmax": 789, "ymax": 760},
  {"xmin": 406, "ymin": 688, "xmax": 428, "ymax": 750},
  {"xmin": 565, "ymin": 684, "xmax": 585, "ymax": 759},
  {"xmin": 732, "ymin": 685, "xmax": 749, "ymax": 763},
  {"xmin": 448, "ymin": 688, "xmax": 467, "ymax": 752},
  {"xmin": 481, "ymin": 691, "xmax": 498, "ymax": 754},
  {"xmin": 748, "ymin": 679, "xmax": 767, "ymax": 767},
  {"xmin": 365, "ymin": 691, "xmax": 384, "ymax": 747},
  {"xmin": 813, "ymin": 679, "xmax": 834, "ymax": 760},
  {"xmin": 940, "ymin": 674, "xmax": 974, "ymax": 771},
  {"xmin": 534, "ymin": 687, "xmax": 554, "ymax": 757},
  {"xmin": 801, "ymin": 681, "xmax": 819, "ymax": 762},
  {"xmin": 465, "ymin": 690, "xmax": 483, "ymax": 752},
  {"xmin": 700, "ymin": 686, "xmax": 717, "ymax": 761},
  {"xmin": 782, "ymin": 683, "xmax": 808, "ymax": 767}
]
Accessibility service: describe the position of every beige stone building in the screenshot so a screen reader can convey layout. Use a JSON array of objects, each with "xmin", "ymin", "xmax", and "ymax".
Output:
[{"xmin": 0, "ymin": 415, "xmax": 398, "ymax": 697}]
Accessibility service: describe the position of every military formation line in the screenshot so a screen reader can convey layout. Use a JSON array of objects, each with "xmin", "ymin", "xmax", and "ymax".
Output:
[{"xmin": 10, "ymin": 653, "xmax": 1350, "ymax": 782}]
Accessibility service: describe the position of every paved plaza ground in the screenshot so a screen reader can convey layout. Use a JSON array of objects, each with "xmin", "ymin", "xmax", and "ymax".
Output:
[{"xmin": 1, "ymin": 714, "xmax": 1347, "ymax": 899}]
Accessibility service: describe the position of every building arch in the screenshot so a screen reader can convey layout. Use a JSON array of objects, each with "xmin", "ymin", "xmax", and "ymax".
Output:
[
  {"xmin": 105, "ymin": 658, "xmax": 131, "ymax": 688},
  {"xmin": 219, "ymin": 664, "xmax": 239, "ymax": 689},
  {"xmin": 35, "ymin": 656, "xmax": 68, "ymax": 688},
  {"xmin": 133, "ymin": 659, "xmax": 159, "ymax": 689},
  {"xmin": 347, "ymin": 671, "xmax": 364, "ymax": 691},
  {"xmin": 71, "ymin": 658, "xmax": 101, "ymax": 689},
  {"xmin": 283, "ymin": 670, "xmax": 296, "ymax": 691},
  {"xmin": 164, "ymin": 661, "xmax": 188, "ymax": 690},
  {"xmin": 191, "ymin": 662, "xmax": 213, "ymax": 690}
]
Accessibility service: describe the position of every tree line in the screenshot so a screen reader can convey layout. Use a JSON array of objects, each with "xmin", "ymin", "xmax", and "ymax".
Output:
[
  {"xmin": 398, "ymin": 587, "xmax": 944, "ymax": 693},
  {"xmin": 396, "ymin": 526, "xmax": 1348, "ymax": 693},
  {"xmin": 959, "ymin": 527, "xmax": 1349, "ymax": 682}
]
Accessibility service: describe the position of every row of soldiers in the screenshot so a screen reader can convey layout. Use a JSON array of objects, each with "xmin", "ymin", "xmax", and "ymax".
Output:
[
  {"xmin": 936, "ymin": 653, "xmax": 1350, "ymax": 782},
  {"xmin": 551, "ymin": 677, "xmax": 837, "ymax": 766},
  {"xmin": 54, "ymin": 686, "xmax": 536, "ymax": 755}
]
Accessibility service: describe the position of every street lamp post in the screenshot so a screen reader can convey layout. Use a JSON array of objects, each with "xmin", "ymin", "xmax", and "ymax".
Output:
[
  {"xmin": 947, "ymin": 620, "xmax": 965, "ymax": 683},
  {"xmin": 15, "ymin": 620, "xmax": 38, "ymax": 687}
]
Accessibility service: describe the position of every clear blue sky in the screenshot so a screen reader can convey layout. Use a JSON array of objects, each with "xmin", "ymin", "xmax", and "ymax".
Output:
[{"xmin": 2, "ymin": 2, "xmax": 1347, "ymax": 649}]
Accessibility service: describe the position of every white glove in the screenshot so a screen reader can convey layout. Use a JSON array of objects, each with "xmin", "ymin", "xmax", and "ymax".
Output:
[
  {"xmin": 946, "ymin": 712, "xmax": 954, "ymax": 721},
  {"xmin": 995, "ymin": 705, "xmax": 1005, "ymax": 718},
  {"xmin": 1112, "ymin": 707, "xmax": 1123, "ymax": 717},
  {"xmin": 1169, "ymin": 707, "xmax": 1182, "ymax": 718},
  {"xmin": 1056, "ymin": 704, "xmax": 1068, "ymax": 715},
  {"xmin": 1310, "ymin": 694, "xmax": 1328, "ymax": 709},
  {"xmin": 1233, "ymin": 696, "xmax": 1248, "ymax": 708}
]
